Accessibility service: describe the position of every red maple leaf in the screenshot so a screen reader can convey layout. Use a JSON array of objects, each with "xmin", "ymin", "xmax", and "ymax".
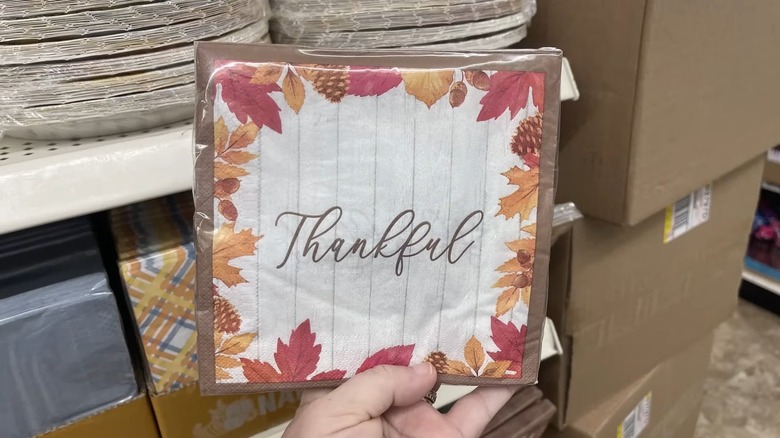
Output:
[
  {"xmin": 476, "ymin": 72, "xmax": 545, "ymax": 121},
  {"xmin": 311, "ymin": 369, "xmax": 347, "ymax": 381},
  {"xmin": 241, "ymin": 358, "xmax": 282, "ymax": 382},
  {"xmin": 347, "ymin": 67, "xmax": 403, "ymax": 97},
  {"xmin": 356, "ymin": 345, "xmax": 416, "ymax": 374},
  {"xmin": 486, "ymin": 316, "xmax": 527, "ymax": 374},
  {"xmin": 214, "ymin": 64, "xmax": 283, "ymax": 133},
  {"xmin": 275, "ymin": 320, "xmax": 322, "ymax": 380}
]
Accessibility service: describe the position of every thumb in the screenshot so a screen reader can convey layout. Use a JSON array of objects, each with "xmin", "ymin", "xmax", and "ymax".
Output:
[{"xmin": 321, "ymin": 363, "xmax": 437, "ymax": 420}]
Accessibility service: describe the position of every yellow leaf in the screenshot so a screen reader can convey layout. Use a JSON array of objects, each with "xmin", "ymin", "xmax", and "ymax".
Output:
[
  {"xmin": 480, "ymin": 360, "xmax": 512, "ymax": 378},
  {"xmin": 221, "ymin": 150, "xmax": 258, "ymax": 166},
  {"xmin": 282, "ymin": 70, "xmax": 305, "ymax": 114},
  {"xmin": 401, "ymin": 70, "xmax": 454, "ymax": 108},
  {"xmin": 445, "ymin": 360, "xmax": 474, "ymax": 376},
  {"xmin": 218, "ymin": 333, "xmax": 256, "ymax": 355},
  {"xmin": 215, "ymin": 117, "xmax": 228, "ymax": 155},
  {"xmin": 214, "ymin": 162, "xmax": 249, "ymax": 180},
  {"xmin": 214, "ymin": 331, "xmax": 224, "ymax": 349},
  {"xmin": 497, "ymin": 166, "xmax": 540, "ymax": 221},
  {"xmin": 492, "ymin": 274, "xmax": 519, "ymax": 289},
  {"xmin": 215, "ymin": 355, "xmax": 242, "ymax": 369},
  {"xmin": 250, "ymin": 64, "xmax": 283, "ymax": 85},
  {"xmin": 521, "ymin": 287, "xmax": 532, "ymax": 307},
  {"xmin": 506, "ymin": 238, "xmax": 537, "ymax": 254},
  {"xmin": 495, "ymin": 288, "xmax": 519, "ymax": 317},
  {"xmin": 497, "ymin": 258, "xmax": 523, "ymax": 273},
  {"xmin": 213, "ymin": 223, "xmax": 262, "ymax": 287},
  {"xmin": 216, "ymin": 367, "xmax": 231, "ymax": 380},
  {"xmin": 228, "ymin": 122, "xmax": 260, "ymax": 150},
  {"xmin": 464, "ymin": 336, "xmax": 485, "ymax": 374},
  {"xmin": 522, "ymin": 223, "xmax": 537, "ymax": 235}
]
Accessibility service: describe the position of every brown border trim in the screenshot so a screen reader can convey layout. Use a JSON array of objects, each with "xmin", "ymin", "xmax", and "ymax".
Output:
[{"xmin": 194, "ymin": 43, "xmax": 562, "ymax": 394}]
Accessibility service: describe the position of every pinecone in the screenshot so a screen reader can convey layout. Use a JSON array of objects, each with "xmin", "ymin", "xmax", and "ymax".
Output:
[
  {"xmin": 510, "ymin": 113, "xmax": 543, "ymax": 157},
  {"xmin": 312, "ymin": 65, "xmax": 349, "ymax": 103},
  {"xmin": 214, "ymin": 296, "xmax": 241, "ymax": 334},
  {"xmin": 425, "ymin": 351, "xmax": 448, "ymax": 374}
]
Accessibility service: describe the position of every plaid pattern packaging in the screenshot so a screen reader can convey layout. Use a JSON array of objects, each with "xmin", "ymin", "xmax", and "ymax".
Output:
[{"xmin": 112, "ymin": 193, "xmax": 198, "ymax": 394}]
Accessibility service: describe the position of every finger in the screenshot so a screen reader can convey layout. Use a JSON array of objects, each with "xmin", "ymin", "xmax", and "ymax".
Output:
[
  {"xmin": 321, "ymin": 363, "xmax": 437, "ymax": 420},
  {"xmin": 300, "ymin": 389, "xmax": 332, "ymax": 406},
  {"xmin": 446, "ymin": 385, "xmax": 517, "ymax": 437}
]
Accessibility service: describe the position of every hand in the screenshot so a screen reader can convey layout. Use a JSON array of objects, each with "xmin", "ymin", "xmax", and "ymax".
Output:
[{"xmin": 282, "ymin": 363, "xmax": 517, "ymax": 438}]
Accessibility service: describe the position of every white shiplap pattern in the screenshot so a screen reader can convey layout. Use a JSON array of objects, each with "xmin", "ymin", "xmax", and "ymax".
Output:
[{"xmin": 215, "ymin": 69, "xmax": 535, "ymax": 379}]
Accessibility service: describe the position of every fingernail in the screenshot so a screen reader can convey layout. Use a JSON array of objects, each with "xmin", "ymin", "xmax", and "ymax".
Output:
[{"xmin": 412, "ymin": 362, "xmax": 433, "ymax": 376}]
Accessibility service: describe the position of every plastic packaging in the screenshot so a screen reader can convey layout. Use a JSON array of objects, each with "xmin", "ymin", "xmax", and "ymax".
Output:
[
  {"xmin": 0, "ymin": 219, "xmax": 138, "ymax": 438},
  {"xmin": 0, "ymin": 0, "xmax": 270, "ymax": 140},
  {"xmin": 194, "ymin": 43, "xmax": 561, "ymax": 393},
  {"xmin": 270, "ymin": 0, "xmax": 535, "ymax": 49}
]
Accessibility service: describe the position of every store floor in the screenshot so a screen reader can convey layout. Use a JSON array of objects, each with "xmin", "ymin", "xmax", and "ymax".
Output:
[{"xmin": 696, "ymin": 299, "xmax": 780, "ymax": 437}]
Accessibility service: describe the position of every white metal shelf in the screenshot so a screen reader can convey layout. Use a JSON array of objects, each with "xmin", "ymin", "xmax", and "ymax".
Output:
[
  {"xmin": 742, "ymin": 268, "xmax": 780, "ymax": 297},
  {"xmin": 0, "ymin": 59, "xmax": 576, "ymax": 235},
  {"xmin": 251, "ymin": 317, "xmax": 562, "ymax": 438}
]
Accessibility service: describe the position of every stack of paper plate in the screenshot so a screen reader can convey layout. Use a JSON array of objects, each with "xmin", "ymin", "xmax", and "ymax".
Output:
[
  {"xmin": 270, "ymin": 0, "xmax": 535, "ymax": 49},
  {"xmin": 0, "ymin": 0, "xmax": 270, "ymax": 139}
]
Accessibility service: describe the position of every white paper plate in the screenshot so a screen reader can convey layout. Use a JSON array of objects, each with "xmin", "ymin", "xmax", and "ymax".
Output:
[
  {"xmin": 272, "ymin": 0, "xmax": 534, "ymax": 34},
  {"xmin": 0, "ymin": 9, "xmax": 259, "ymax": 64},
  {"xmin": 408, "ymin": 25, "xmax": 528, "ymax": 50},
  {"xmin": 0, "ymin": 84, "xmax": 195, "ymax": 139},
  {"xmin": 274, "ymin": 11, "xmax": 529, "ymax": 48},
  {"xmin": 0, "ymin": 0, "xmax": 265, "ymax": 42},
  {"xmin": 0, "ymin": 0, "xmax": 156, "ymax": 20},
  {"xmin": 0, "ymin": 21, "xmax": 269, "ymax": 83}
]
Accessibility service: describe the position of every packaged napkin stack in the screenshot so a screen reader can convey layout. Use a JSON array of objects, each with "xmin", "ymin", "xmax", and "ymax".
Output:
[
  {"xmin": 270, "ymin": 0, "xmax": 536, "ymax": 49},
  {"xmin": 111, "ymin": 193, "xmax": 198, "ymax": 394},
  {"xmin": 0, "ymin": 0, "xmax": 270, "ymax": 139},
  {"xmin": 0, "ymin": 218, "xmax": 138, "ymax": 438}
]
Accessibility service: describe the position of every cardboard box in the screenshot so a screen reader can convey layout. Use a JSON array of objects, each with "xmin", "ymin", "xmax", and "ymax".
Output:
[
  {"xmin": 39, "ymin": 395, "xmax": 159, "ymax": 438},
  {"xmin": 525, "ymin": 0, "xmax": 780, "ymax": 225},
  {"xmin": 544, "ymin": 334, "xmax": 711, "ymax": 438},
  {"xmin": 150, "ymin": 383, "xmax": 299, "ymax": 438},
  {"xmin": 763, "ymin": 149, "xmax": 780, "ymax": 186},
  {"xmin": 541, "ymin": 157, "xmax": 762, "ymax": 426}
]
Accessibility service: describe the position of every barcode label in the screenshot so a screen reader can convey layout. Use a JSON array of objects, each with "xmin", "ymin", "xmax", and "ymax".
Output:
[
  {"xmin": 663, "ymin": 184, "xmax": 712, "ymax": 243},
  {"xmin": 617, "ymin": 392, "xmax": 652, "ymax": 438}
]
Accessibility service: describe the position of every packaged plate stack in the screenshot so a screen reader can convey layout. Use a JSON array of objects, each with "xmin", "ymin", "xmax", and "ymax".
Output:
[
  {"xmin": 0, "ymin": 0, "xmax": 270, "ymax": 140},
  {"xmin": 270, "ymin": 0, "xmax": 535, "ymax": 49}
]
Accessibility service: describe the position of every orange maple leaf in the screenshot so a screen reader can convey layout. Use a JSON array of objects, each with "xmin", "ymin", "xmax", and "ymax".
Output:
[
  {"xmin": 213, "ymin": 223, "xmax": 262, "ymax": 287},
  {"xmin": 497, "ymin": 166, "xmax": 539, "ymax": 221}
]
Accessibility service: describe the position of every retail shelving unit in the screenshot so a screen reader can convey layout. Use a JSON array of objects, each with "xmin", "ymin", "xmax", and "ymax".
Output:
[{"xmin": 0, "ymin": 59, "xmax": 578, "ymax": 235}]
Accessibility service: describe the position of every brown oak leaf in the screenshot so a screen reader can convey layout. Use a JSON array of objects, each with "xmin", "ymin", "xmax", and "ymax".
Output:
[
  {"xmin": 481, "ymin": 360, "xmax": 512, "ymax": 378},
  {"xmin": 215, "ymin": 117, "xmax": 228, "ymax": 155},
  {"xmin": 401, "ymin": 70, "xmax": 454, "ymax": 108},
  {"xmin": 497, "ymin": 166, "xmax": 539, "ymax": 221},
  {"xmin": 282, "ymin": 70, "xmax": 305, "ymax": 113},
  {"xmin": 215, "ymin": 162, "xmax": 249, "ymax": 180},
  {"xmin": 213, "ymin": 223, "xmax": 262, "ymax": 287},
  {"xmin": 217, "ymin": 333, "xmax": 256, "ymax": 355},
  {"xmin": 449, "ymin": 81, "xmax": 467, "ymax": 108},
  {"xmin": 522, "ymin": 223, "xmax": 537, "ymax": 235},
  {"xmin": 464, "ymin": 336, "xmax": 485, "ymax": 374},
  {"xmin": 446, "ymin": 360, "xmax": 473, "ymax": 376},
  {"xmin": 250, "ymin": 64, "xmax": 284, "ymax": 86}
]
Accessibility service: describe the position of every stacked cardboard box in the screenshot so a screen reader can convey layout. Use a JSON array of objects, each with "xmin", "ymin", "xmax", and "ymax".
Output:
[
  {"xmin": 111, "ymin": 194, "xmax": 300, "ymax": 438},
  {"xmin": 524, "ymin": 0, "xmax": 777, "ymax": 435}
]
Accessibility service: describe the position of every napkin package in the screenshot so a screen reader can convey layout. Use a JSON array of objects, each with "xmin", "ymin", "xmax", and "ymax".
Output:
[{"xmin": 194, "ymin": 43, "xmax": 561, "ymax": 393}]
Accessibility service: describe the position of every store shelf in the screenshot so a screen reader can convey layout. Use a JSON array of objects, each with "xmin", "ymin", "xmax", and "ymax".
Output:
[
  {"xmin": 251, "ymin": 317, "xmax": 562, "ymax": 438},
  {"xmin": 742, "ymin": 268, "xmax": 780, "ymax": 297},
  {"xmin": 0, "ymin": 61, "xmax": 577, "ymax": 235}
]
